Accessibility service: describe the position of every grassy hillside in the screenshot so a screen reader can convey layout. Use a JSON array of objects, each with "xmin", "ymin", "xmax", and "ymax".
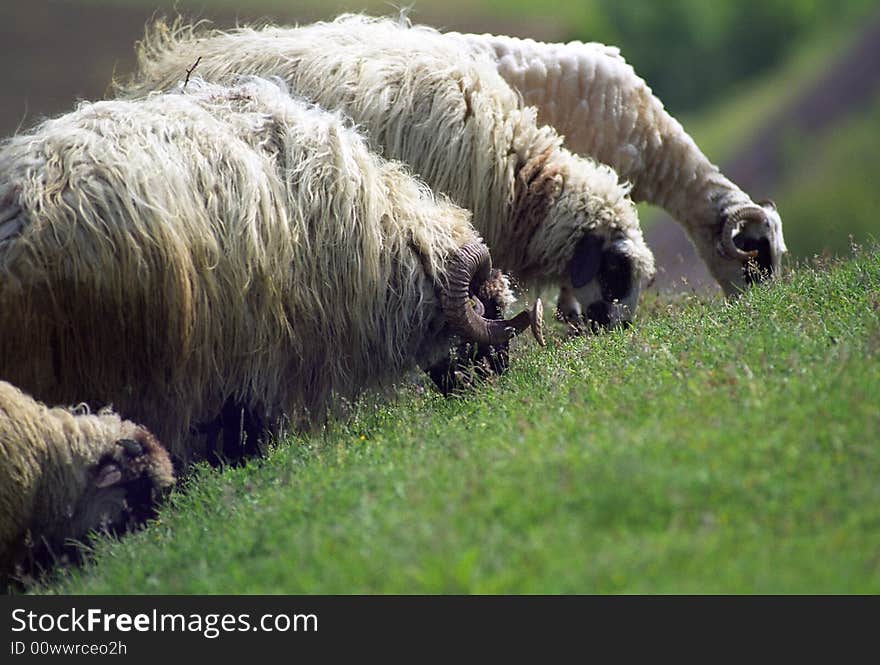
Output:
[{"xmin": 38, "ymin": 246, "xmax": 880, "ymax": 594}]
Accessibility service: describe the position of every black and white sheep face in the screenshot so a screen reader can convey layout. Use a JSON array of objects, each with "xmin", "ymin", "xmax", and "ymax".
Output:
[
  {"xmin": 559, "ymin": 233, "xmax": 645, "ymax": 331},
  {"xmin": 713, "ymin": 200, "xmax": 787, "ymax": 296}
]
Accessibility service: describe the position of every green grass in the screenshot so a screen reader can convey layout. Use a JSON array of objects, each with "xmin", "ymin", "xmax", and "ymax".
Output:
[{"xmin": 39, "ymin": 247, "xmax": 880, "ymax": 594}]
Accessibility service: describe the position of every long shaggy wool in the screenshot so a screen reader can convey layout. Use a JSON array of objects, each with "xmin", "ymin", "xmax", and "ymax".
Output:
[
  {"xmin": 123, "ymin": 14, "xmax": 654, "ymax": 291},
  {"xmin": 0, "ymin": 380, "xmax": 174, "ymax": 576},
  {"xmin": 0, "ymin": 77, "xmax": 481, "ymax": 460}
]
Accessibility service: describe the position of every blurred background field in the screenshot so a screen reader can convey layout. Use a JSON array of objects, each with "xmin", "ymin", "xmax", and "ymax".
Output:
[{"xmin": 2, "ymin": 0, "xmax": 879, "ymax": 288}]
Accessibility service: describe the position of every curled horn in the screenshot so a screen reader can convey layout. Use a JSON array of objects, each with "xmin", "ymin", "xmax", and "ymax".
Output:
[
  {"xmin": 718, "ymin": 204, "xmax": 764, "ymax": 261},
  {"xmin": 442, "ymin": 242, "xmax": 545, "ymax": 346}
]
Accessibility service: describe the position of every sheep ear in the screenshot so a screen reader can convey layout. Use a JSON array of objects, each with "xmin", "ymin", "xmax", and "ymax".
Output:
[
  {"xmin": 116, "ymin": 438, "xmax": 144, "ymax": 457},
  {"xmin": 600, "ymin": 240, "xmax": 635, "ymax": 301},
  {"xmin": 570, "ymin": 233, "xmax": 604, "ymax": 288},
  {"xmin": 95, "ymin": 463, "xmax": 123, "ymax": 489}
]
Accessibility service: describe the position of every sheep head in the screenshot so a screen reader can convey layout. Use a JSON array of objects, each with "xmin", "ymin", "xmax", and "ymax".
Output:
[
  {"xmin": 441, "ymin": 241, "xmax": 544, "ymax": 347},
  {"xmin": 427, "ymin": 266, "xmax": 543, "ymax": 394},
  {"xmin": 21, "ymin": 423, "xmax": 175, "ymax": 579},
  {"xmin": 555, "ymin": 229, "xmax": 656, "ymax": 333},
  {"xmin": 71, "ymin": 426, "xmax": 175, "ymax": 536},
  {"xmin": 427, "ymin": 243, "xmax": 544, "ymax": 395},
  {"xmin": 712, "ymin": 199, "xmax": 787, "ymax": 296},
  {"xmin": 514, "ymin": 147, "xmax": 655, "ymax": 333}
]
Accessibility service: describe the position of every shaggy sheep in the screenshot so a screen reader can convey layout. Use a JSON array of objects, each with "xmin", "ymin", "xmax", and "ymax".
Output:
[
  {"xmin": 0, "ymin": 380, "xmax": 174, "ymax": 580},
  {"xmin": 448, "ymin": 31, "xmax": 787, "ymax": 296},
  {"xmin": 0, "ymin": 77, "xmax": 539, "ymax": 463},
  {"xmin": 123, "ymin": 15, "xmax": 656, "ymax": 330}
]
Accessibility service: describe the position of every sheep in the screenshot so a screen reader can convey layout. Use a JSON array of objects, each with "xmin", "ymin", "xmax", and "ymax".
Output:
[
  {"xmin": 446, "ymin": 31, "xmax": 787, "ymax": 297},
  {"xmin": 0, "ymin": 380, "xmax": 174, "ymax": 581},
  {"xmin": 122, "ymin": 15, "xmax": 656, "ymax": 331},
  {"xmin": 0, "ymin": 76, "xmax": 540, "ymax": 464}
]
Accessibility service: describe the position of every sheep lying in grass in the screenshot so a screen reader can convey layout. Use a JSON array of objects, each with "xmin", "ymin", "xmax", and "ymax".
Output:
[
  {"xmin": 0, "ymin": 380, "xmax": 174, "ymax": 581},
  {"xmin": 448, "ymin": 31, "xmax": 787, "ymax": 296},
  {"xmin": 123, "ymin": 15, "xmax": 655, "ymax": 330},
  {"xmin": 0, "ymin": 77, "xmax": 540, "ymax": 463}
]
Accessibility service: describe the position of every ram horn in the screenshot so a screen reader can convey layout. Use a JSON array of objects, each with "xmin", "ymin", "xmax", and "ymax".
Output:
[
  {"xmin": 718, "ymin": 204, "xmax": 764, "ymax": 261},
  {"xmin": 442, "ymin": 242, "xmax": 544, "ymax": 346},
  {"xmin": 504, "ymin": 298, "xmax": 545, "ymax": 347}
]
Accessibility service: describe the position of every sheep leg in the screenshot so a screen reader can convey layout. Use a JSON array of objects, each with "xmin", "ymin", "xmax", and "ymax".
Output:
[{"xmin": 194, "ymin": 398, "xmax": 266, "ymax": 466}]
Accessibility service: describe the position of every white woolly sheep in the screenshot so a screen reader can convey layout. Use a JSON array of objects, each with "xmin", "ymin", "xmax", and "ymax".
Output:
[
  {"xmin": 0, "ymin": 77, "xmax": 540, "ymax": 463},
  {"xmin": 448, "ymin": 31, "xmax": 787, "ymax": 296},
  {"xmin": 0, "ymin": 380, "xmax": 174, "ymax": 581},
  {"xmin": 123, "ymin": 15, "xmax": 656, "ymax": 330}
]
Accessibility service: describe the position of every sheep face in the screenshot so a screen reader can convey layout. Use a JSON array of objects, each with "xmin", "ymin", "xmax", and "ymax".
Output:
[
  {"xmin": 736, "ymin": 200, "xmax": 786, "ymax": 287},
  {"xmin": 710, "ymin": 200, "xmax": 787, "ymax": 297},
  {"xmin": 425, "ymin": 268, "xmax": 520, "ymax": 394},
  {"xmin": 525, "ymin": 150, "xmax": 653, "ymax": 332},
  {"xmin": 34, "ymin": 426, "xmax": 175, "ymax": 569},
  {"xmin": 72, "ymin": 428, "xmax": 174, "ymax": 535},
  {"xmin": 558, "ymin": 232, "xmax": 652, "ymax": 331}
]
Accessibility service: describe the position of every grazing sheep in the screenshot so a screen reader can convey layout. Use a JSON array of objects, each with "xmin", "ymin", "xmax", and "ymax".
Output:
[
  {"xmin": 0, "ymin": 77, "xmax": 539, "ymax": 463},
  {"xmin": 448, "ymin": 31, "xmax": 787, "ymax": 296},
  {"xmin": 123, "ymin": 15, "xmax": 656, "ymax": 330},
  {"xmin": 0, "ymin": 380, "xmax": 174, "ymax": 580}
]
